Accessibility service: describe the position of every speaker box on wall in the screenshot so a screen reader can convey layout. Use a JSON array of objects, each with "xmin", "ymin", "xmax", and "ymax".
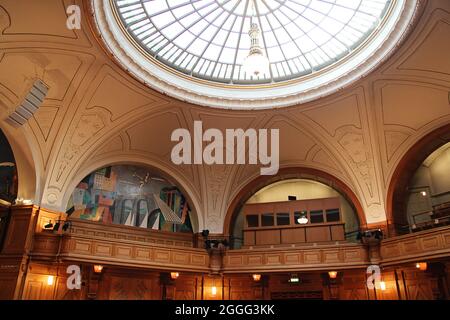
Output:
[{"xmin": 5, "ymin": 79, "xmax": 48, "ymax": 127}]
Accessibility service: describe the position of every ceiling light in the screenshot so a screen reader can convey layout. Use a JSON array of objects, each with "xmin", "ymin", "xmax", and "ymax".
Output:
[
  {"xmin": 297, "ymin": 212, "xmax": 308, "ymax": 225},
  {"xmin": 170, "ymin": 272, "xmax": 180, "ymax": 280},
  {"xmin": 242, "ymin": 1, "xmax": 270, "ymax": 78}
]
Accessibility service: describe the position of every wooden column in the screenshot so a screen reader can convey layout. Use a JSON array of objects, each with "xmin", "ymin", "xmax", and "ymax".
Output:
[{"xmin": 0, "ymin": 205, "xmax": 39, "ymax": 299}]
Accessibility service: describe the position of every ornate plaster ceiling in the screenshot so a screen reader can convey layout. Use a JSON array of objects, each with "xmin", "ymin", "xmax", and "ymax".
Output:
[{"xmin": 0, "ymin": 0, "xmax": 449, "ymax": 233}]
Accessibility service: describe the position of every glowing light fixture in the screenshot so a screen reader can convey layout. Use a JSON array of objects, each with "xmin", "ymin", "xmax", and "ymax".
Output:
[
  {"xmin": 242, "ymin": 0, "xmax": 270, "ymax": 78},
  {"xmin": 297, "ymin": 212, "xmax": 308, "ymax": 225},
  {"xmin": 252, "ymin": 274, "xmax": 261, "ymax": 282},
  {"xmin": 416, "ymin": 262, "xmax": 427, "ymax": 271},
  {"xmin": 211, "ymin": 286, "xmax": 217, "ymax": 296},
  {"xmin": 421, "ymin": 191, "xmax": 427, "ymax": 197},
  {"xmin": 288, "ymin": 274, "xmax": 300, "ymax": 283},
  {"xmin": 47, "ymin": 275, "xmax": 54, "ymax": 286},
  {"xmin": 93, "ymin": 265, "xmax": 104, "ymax": 273},
  {"xmin": 328, "ymin": 271, "xmax": 338, "ymax": 279},
  {"xmin": 379, "ymin": 281, "xmax": 386, "ymax": 291},
  {"xmin": 170, "ymin": 272, "xmax": 180, "ymax": 280}
]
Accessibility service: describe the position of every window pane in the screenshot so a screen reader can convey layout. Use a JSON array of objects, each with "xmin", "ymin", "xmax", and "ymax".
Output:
[
  {"xmin": 261, "ymin": 213, "xmax": 274, "ymax": 227},
  {"xmin": 326, "ymin": 208, "xmax": 340, "ymax": 222},
  {"xmin": 310, "ymin": 210, "xmax": 324, "ymax": 224},
  {"xmin": 246, "ymin": 214, "xmax": 259, "ymax": 228},
  {"xmin": 276, "ymin": 212, "xmax": 290, "ymax": 226},
  {"xmin": 294, "ymin": 211, "xmax": 308, "ymax": 225}
]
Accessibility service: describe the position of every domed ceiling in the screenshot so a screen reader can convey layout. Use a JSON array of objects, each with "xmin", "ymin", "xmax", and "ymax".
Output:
[{"xmin": 93, "ymin": 0, "xmax": 418, "ymax": 108}]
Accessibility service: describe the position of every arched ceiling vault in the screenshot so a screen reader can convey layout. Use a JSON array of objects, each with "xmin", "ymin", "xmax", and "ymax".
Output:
[{"xmin": 0, "ymin": 0, "xmax": 449, "ymax": 233}]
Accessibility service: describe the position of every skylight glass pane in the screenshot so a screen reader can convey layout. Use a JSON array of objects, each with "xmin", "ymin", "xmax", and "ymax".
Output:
[{"xmin": 114, "ymin": 0, "xmax": 391, "ymax": 84}]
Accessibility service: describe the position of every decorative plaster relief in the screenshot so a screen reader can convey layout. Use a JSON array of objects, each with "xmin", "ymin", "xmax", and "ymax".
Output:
[{"xmin": 338, "ymin": 128, "xmax": 380, "ymax": 209}]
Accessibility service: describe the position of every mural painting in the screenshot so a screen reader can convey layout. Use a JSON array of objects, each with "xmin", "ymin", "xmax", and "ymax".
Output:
[{"xmin": 66, "ymin": 165, "xmax": 193, "ymax": 233}]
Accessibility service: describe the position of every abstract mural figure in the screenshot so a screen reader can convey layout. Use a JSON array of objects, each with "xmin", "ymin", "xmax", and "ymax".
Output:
[{"xmin": 66, "ymin": 165, "xmax": 193, "ymax": 233}]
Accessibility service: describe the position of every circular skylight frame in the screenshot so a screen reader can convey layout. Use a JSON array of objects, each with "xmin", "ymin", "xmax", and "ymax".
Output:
[{"xmin": 92, "ymin": 0, "xmax": 420, "ymax": 109}]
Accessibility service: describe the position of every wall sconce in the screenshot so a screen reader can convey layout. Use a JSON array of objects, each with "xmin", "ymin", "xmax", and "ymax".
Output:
[
  {"xmin": 211, "ymin": 286, "xmax": 217, "ymax": 296},
  {"xmin": 93, "ymin": 265, "xmax": 104, "ymax": 273},
  {"xmin": 252, "ymin": 274, "xmax": 261, "ymax": 282},
  {"xmin": 420, "ymin": 191, "xmax": 427, "ymax": 197},
  {"xmin": 47, "ymin": 275, "xmax": 54, "ymax": 286},
  {"xmin": 416, "ymin": 262, "xmax": 427, "ymax": 271},
  {"xmin": 170, "ymin": 272, "xmax": 180, "ymax": 280},
  {"xmin": 379, "ymin": 281, "xmax": 386, "ymax": 291},
  {"xmin": 328, "ymin": 271, "xmax": 338, "ymax": 279},
  {"xmin": 288, "ymin": 274, "xmax": 300, "ymax": 283}
]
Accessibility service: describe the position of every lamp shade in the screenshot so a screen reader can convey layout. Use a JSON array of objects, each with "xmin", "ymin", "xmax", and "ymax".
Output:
[
  {"xmin": 416, "ymin": 262, "xmax": 427, "ymax": 271},
  {"xmin": 243, "ymin": 53, "xmax": 270, "ymax": 78},
  {"xmin": 93, "ymin": 265, "xmax": 104, "ymax": 273},
  {"xmin": 328, "ymin": 271, "xmax": 338, "ymax": 279},
  {"xmin": 252, "ymin": 274, "xmax": 261, "ymax": 281}
]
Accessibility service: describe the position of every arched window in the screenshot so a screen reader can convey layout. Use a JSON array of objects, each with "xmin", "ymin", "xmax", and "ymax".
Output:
[{"xmin": 228, "ymin": 175, "xmax": 362, "ymax": 249}]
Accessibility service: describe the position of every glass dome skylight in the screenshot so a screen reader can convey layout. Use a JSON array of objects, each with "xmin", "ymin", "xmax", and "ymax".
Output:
[
  {"xmin": 114, "ymin": 0, "xmax": 391, "ymax": 84},
  {"xmin": 93, "ymin": 0, "xmax": 418, "ymax": 108}
]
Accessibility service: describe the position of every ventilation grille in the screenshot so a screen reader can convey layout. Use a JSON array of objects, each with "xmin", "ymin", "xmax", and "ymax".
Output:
[{"xmin": 5, "ymin": 79, "xmax": 48, "ymax": 127}]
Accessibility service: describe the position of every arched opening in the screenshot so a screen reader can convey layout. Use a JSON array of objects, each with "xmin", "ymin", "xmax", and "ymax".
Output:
[
  {"xmin": 387, "ymin": 124, "xmax": 450, "ymax": 234},
  {"xmin": 0, "ymin": 129, "xmax": 18, "ymax": 204},
  {"xmin": 65, "ymin": 164, "xmax": 196, "ymax": 234},
  {"xmin": 0, "ymin": 128, "xmax": 18, "ymax": 250},
  {"xmin": 225, "ymin": 168, "xmax": 365, "ymax": 249}
]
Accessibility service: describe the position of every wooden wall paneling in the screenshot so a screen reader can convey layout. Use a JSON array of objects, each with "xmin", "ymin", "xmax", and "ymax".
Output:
[
  {"xmin": 224, "ymin": 275, "xmax": 264, "ymax": 300},
  {"xmin": 305, "ymin": 226, "xmax": 331, "ymax": 242},
  {"xmin": 243, "ymin": 230, "xmax": 255, "ymax": 246},
  {"xmin": 339, "ymin": 270, "xmax": 370, "ymax": 300},
  {"xmin": 98, "ymin": 269, "xmax": 161, "ymax": 300},
  {"xmin": 281, "ymin": 228, "xmax": 306, "ymax": 244},
  {"xmin": 168, "ymin": 273, "xmax": 201, "ymax": 300},
  {"xmin": 255, "ymin": 229, "xmax": 280, "ymax": 245},
  {"xmin": 399, "ymin": 267, "xmax": 441, "ymax": 300}
]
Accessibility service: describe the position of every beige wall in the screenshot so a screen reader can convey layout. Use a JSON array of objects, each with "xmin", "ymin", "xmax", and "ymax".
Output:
[{"xmin": 407, "ymin": 143, "xmax": 450, "ymax": 224}]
